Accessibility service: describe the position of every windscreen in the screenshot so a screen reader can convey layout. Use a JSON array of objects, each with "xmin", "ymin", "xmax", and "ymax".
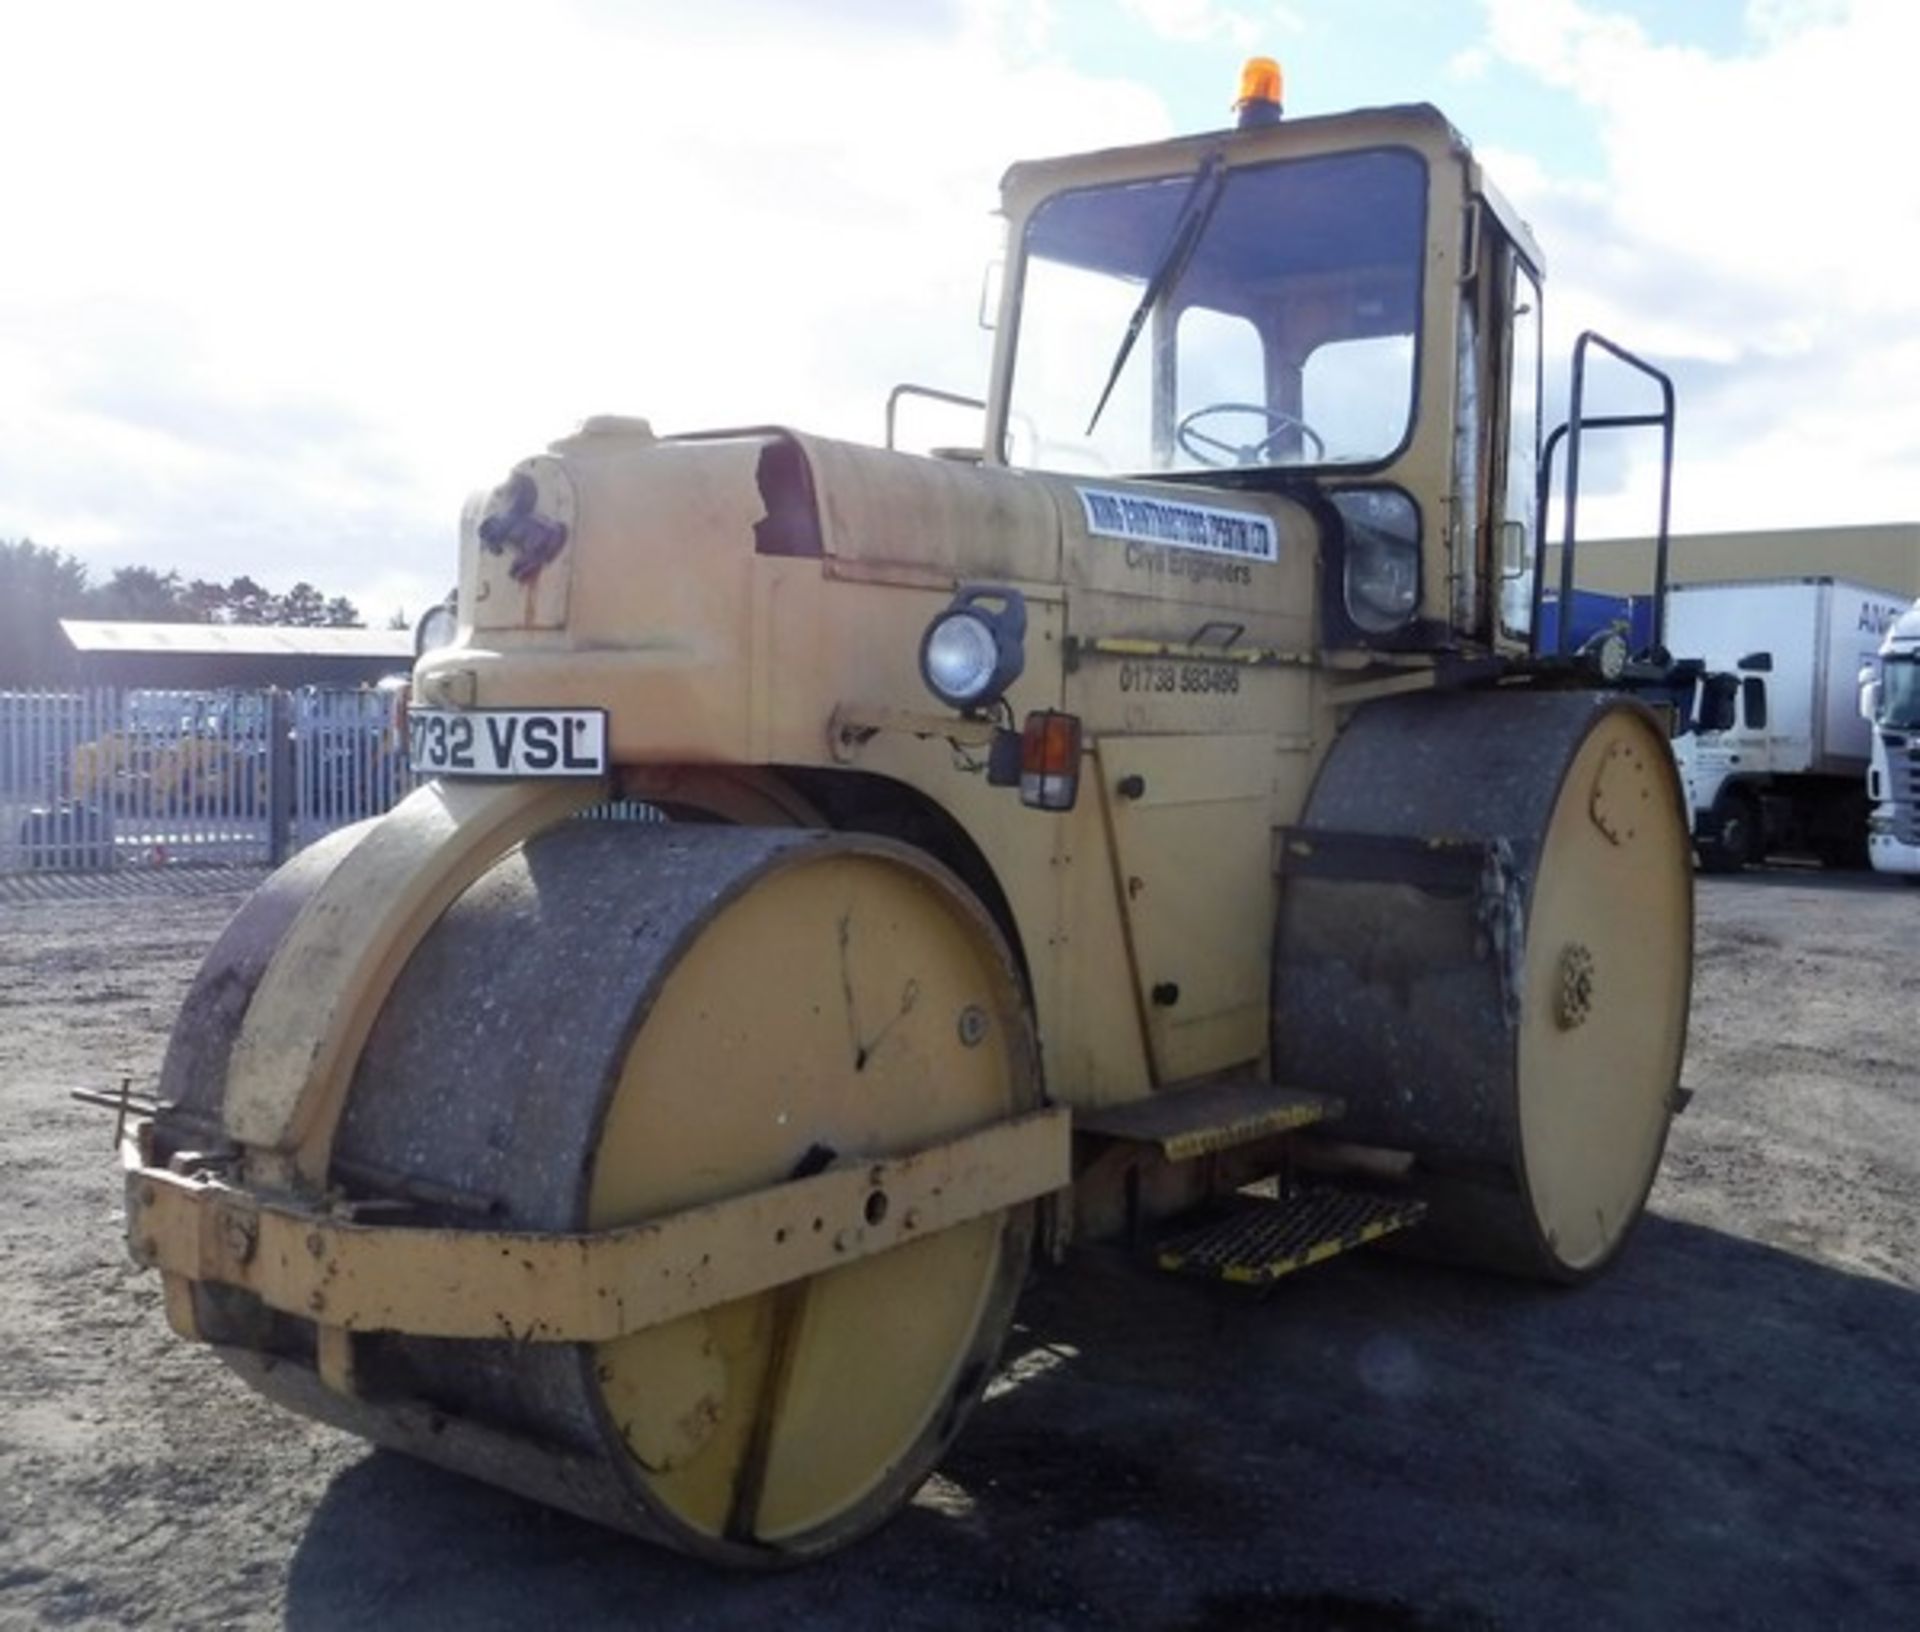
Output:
[
  {"xmin": 1882, "ymin": 656, "xmax": 1920, "ymax": 729},
  {"xmin": 1007, "ymin": 148, "xmax": 1426, "ymax": 477}
]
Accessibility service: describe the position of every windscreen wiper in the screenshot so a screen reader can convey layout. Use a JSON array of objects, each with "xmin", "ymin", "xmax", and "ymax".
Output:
[{"xmin": 1085, "ymin": 151, "xmax": 1227, "ymax": 438}]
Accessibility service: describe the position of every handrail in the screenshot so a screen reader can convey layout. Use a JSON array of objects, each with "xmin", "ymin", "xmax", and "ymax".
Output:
[
  {"xmin": 1533, "ymin": 332, "xmax": 1677, "ymax": 657},
  {"xmin": 885, "ymin": 384, "xmax": 987, "ymax": 452}
]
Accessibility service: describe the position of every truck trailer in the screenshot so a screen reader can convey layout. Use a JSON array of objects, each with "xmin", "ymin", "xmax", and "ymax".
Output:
[{"xmin": 1670, "ymin": 577, "xmax": 1907, "ymax": 871}]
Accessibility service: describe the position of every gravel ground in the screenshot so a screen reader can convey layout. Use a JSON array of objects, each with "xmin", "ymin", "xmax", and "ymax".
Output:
[{"xmin": 1, "ymin": 865, "xmax": 1916, "ymax": 1630}]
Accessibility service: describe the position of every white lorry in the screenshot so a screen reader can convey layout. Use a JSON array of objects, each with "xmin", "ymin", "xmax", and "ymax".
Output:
[
  {"xmin": 1861, "ymin": 597, "xmax": 1920, "ymax": 876},
  {"xmin": 1669, "ymin": 577, "xmax": 1908, "ymax": 871}
]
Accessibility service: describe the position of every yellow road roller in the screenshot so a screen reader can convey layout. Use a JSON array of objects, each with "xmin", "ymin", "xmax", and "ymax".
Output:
[{"xmin": 122, "ymin": 62, "xmax": 1700, "ymax": 1564}]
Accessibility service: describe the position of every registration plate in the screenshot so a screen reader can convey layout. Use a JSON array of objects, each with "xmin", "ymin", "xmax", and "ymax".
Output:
[{"xmin": 409, "ymin": 708, "xmax": 607, "ymax": 778}]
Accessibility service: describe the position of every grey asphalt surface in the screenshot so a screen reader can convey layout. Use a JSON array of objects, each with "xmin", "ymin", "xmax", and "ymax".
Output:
[{"xmin": 1, "ymin": 866, "xmax": 1915, "ymax": 1630}]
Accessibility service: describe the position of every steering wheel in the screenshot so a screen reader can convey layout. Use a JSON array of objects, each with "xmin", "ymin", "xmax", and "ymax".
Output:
[{"xmin": 1175, "ymin": 403, "xmax": 1327, "ymax": 467}]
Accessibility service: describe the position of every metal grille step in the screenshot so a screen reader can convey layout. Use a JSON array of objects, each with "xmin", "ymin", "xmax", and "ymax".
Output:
[
  {"xmin": 1073, "ymin": 1079, "xmax": 1340, "ymax": 1162},
  {"xmin": 1155, "ymin": 1188, "xmax": 1427, "ymax": 1286}
]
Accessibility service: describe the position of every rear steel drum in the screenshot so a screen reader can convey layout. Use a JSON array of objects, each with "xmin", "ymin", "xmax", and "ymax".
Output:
[{"xmin": 1274, "ymin": 691, "xmax": 1691, "ymax": 1282}]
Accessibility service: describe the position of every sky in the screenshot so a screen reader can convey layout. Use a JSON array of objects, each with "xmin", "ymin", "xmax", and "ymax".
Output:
[{"xmin": 1, "ymin": 0, "xmax": 1914, "ymax": 627}]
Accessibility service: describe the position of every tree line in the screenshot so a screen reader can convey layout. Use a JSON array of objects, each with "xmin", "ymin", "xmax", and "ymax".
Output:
[{"xmin": 1, "ymin": 539, "xmax": 367, "ymax": 685}]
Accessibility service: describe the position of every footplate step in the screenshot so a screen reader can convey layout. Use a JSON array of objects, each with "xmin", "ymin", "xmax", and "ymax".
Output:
[
  {"xmin": 1155, "ymin": 1188, "xmax": 1427, "ymax": 1286},
  {"xmin": 1073, "ymin": 1078, "xmax": 1339, "ymax": 1162}
]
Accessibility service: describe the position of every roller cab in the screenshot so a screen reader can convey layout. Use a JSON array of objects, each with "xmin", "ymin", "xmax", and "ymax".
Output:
[{"xmin": 125, "ymin": 62, "xmax": 1697, "ymax": 1564}]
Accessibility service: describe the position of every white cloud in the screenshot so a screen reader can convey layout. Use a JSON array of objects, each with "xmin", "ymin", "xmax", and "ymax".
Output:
[
  {"xmin": 1446, "ymin": 45, "xmax": 1494, "ymax": 81},
  {"xmin": 1743, "ymin": 0, "xmax": 1853, "ymax": 46},
  {"xmin": 0, "ymin": 0, "xmax": 1166, "ymax": 622},
  {"xmin": 1119, "ymin": 0, "xmax": 1300, "ymax": 51},
  {"xmin": 12, "ymin": 0, "xmax": 1904, "ymax": 626},
  {"xmin": 1477, "ymin": 0, "xmax": 1920, "ymax": 536}
]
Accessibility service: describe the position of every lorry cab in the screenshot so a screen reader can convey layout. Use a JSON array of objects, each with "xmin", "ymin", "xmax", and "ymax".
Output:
[{"xmin": 1863, "ymin": 598, "xmax": 1920, "ymax": 873}]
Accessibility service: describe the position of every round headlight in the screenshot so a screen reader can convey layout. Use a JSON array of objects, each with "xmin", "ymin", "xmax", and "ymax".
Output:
[
  {"xmin": 918, "ymin": 586, "xmax": 1028, "ymax": 712},
  {"xmin": 414, "ymin": 602, "xmax": 458, "ymax": 658},
  {"xmin": 921, "ymin": 612, "xmax": 1001, "ymax": 707},
  {"xmin": 1581, "ymin": 628, "xmax": 1629, "ymax": 682},
  {"xmin": 1344, "ymin": 533, "xmax": 1420, "ymax": 634}
]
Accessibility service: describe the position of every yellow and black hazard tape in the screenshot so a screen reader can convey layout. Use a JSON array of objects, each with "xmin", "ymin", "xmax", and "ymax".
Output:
[{"xmin": 1155, "ymin": 1189, "xmax": 1427, "ymax": 1287}]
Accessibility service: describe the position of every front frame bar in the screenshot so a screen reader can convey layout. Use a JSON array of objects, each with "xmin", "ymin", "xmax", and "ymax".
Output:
[{"xmin": 126, "ymin": 1108, "xmax": 1070, "ymax": 1344}]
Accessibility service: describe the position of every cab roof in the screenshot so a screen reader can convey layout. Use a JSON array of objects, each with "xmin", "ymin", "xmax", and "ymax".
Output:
[{"xmin": 999, "ymin": 101, "xmax": 1544, "ymax": 277}]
